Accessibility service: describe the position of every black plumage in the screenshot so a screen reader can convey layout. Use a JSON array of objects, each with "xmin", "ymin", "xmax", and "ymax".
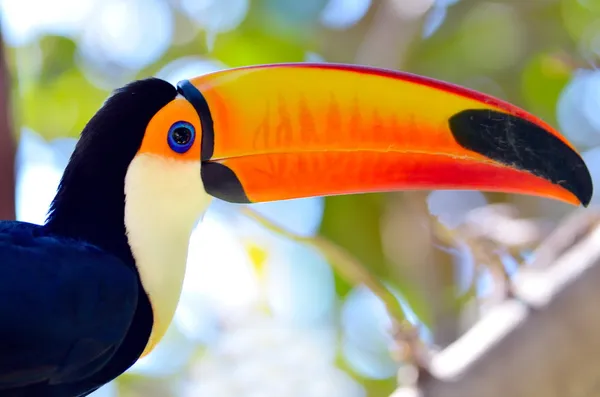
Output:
[{"xmin": 0, "ymin": 78, "xmax": 176, "ymax": 397}]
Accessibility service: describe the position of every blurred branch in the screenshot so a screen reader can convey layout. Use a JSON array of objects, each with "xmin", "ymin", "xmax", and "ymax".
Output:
[
  {"xmin": 382, "ymin": 193, "xmax": 462, "ymax": 347},
  {"xmin": 355, "ymin": 0, "xmax": 434, "ymax": 68},
  {"xmin": 392, "ymin": 208, "xmax": 600, "ymax": 397},
  {"xmin": 0, "ymin": 28, "xmax": 15, "ymax": 220}
]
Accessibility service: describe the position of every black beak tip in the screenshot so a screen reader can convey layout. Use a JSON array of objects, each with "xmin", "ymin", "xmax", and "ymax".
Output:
[
  {"xmin": 579, "ymin": 176, "xmax": 593, "ymax": 208},
  {"xmin": 448, "ymin": 109, "xmax": 594, "ymax": 208}
]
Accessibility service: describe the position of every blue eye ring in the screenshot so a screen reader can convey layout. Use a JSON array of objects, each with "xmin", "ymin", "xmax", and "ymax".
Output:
[{"xmin": 167, "ymin": 121, "xmax": 196, "ymax": 154}]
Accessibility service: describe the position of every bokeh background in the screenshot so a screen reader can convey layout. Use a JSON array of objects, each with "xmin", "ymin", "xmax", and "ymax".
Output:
[{"xmin": 1, "ymin": 0, "xmax": 600, "ymax": 396}]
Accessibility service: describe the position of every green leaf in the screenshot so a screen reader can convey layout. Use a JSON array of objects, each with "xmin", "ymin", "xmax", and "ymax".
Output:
[
  {"xmin": 37, "ymin": 35, "xmax": 77, "ymax": 84},
  {"xmin": 211, "ymin": 28, "xmax": 308, "ymax": 67},
  {"xmin": 561, "ymin": 0, "xmax": 600, "ymax": 42},
  {"xmin": 521, "ymin": 52, "xmax": 571, "ymax": 126},
  {"xmin": 20, "ymin": 68, "xmax": 108, "ymax": 139}
]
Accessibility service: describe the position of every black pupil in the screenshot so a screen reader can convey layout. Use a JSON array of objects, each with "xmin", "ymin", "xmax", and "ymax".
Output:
[{"xmin": 172, "ymin": 126, "xmax": 191, "ymax": 145}]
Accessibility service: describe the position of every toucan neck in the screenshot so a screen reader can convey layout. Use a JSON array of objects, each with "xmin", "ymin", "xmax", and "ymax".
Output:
[{"xmin": 44, "ymin": 149, "xmax": 135, "ymax": 266}]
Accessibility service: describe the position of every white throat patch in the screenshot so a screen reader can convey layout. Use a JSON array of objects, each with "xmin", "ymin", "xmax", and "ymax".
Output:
[{"xmin": 124, "ymin": 153, "xmax": 213, "ymax": 357}]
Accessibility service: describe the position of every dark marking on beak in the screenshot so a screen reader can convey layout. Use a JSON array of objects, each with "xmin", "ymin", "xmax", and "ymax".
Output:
[
  {"xmin": 201, "ymin": 162, "xmax": 251, "ymax": 203},
  {"xmin": 448, "ymin": 109, "xmax": 593, "ymax": 207},
  {"xmin": 176, "ymin": 80, "xmax": 215, "ymax": 161}
]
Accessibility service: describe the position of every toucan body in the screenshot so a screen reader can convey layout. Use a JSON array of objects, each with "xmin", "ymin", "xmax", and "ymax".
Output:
[{"xmin": 0, "ymin": 63, "xmax": 592, "ymax": 396}]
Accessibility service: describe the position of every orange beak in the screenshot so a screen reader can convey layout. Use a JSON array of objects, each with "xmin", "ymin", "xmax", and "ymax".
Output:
[{"xmin": 176, "ymin": 63, "xmax": 593, "ymax": 207}]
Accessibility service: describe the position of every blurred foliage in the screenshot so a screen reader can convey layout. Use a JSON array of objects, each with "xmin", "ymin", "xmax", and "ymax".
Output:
[
  {"xmin": 5, "ymin": 0, "xmax": 600, "ymax": 396},
  {"xmin": 320, "ymin": 194, "xmax": 386, "ymax": 292}
]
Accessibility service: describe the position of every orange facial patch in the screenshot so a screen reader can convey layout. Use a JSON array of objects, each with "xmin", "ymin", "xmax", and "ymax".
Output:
[{"xmin": 138, "ymin": 97, "xmax": 202, "ymax": 161}]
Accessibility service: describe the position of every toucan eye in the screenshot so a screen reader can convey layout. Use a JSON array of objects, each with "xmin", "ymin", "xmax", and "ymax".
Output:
[{"xmin": 167, "ymin": 121, "xmax": 195, "ymax": 153}]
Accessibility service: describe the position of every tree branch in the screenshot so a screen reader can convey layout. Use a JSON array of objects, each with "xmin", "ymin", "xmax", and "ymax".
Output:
[{"xmin": 393, "ymin": 209, "xmax": 600, "ymax": 397}]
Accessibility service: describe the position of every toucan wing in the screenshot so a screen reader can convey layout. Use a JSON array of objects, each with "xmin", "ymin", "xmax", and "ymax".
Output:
[{"xmin": 0, "ymin": 221, "xmax": 139, "ymax": 392}]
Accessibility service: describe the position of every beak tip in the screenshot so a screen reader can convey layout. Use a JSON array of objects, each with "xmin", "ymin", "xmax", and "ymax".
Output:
[
  {"xmin": 448, "ymin": 109, "xmax": 594, "ymax": 209},
  {"xmin": 574, "ymin": 172, "xmax": 593, "ymax": 208}
]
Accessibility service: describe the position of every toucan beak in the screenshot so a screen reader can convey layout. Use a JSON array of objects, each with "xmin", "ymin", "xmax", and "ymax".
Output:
[{"xmin": 176, "ymin": 63, "xmax": 593, "ymax": 207}]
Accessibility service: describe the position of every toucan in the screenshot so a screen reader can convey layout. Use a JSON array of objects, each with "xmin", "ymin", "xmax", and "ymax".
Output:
[{"xmin": 0, "ymin": 62, "xmax": 592, "ymax": 396}]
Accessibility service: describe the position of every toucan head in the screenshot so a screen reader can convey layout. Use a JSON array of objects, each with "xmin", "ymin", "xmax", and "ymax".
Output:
[{"xmin": 46, "ymin": 62, "xmax": 593, "ymax": 357}]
